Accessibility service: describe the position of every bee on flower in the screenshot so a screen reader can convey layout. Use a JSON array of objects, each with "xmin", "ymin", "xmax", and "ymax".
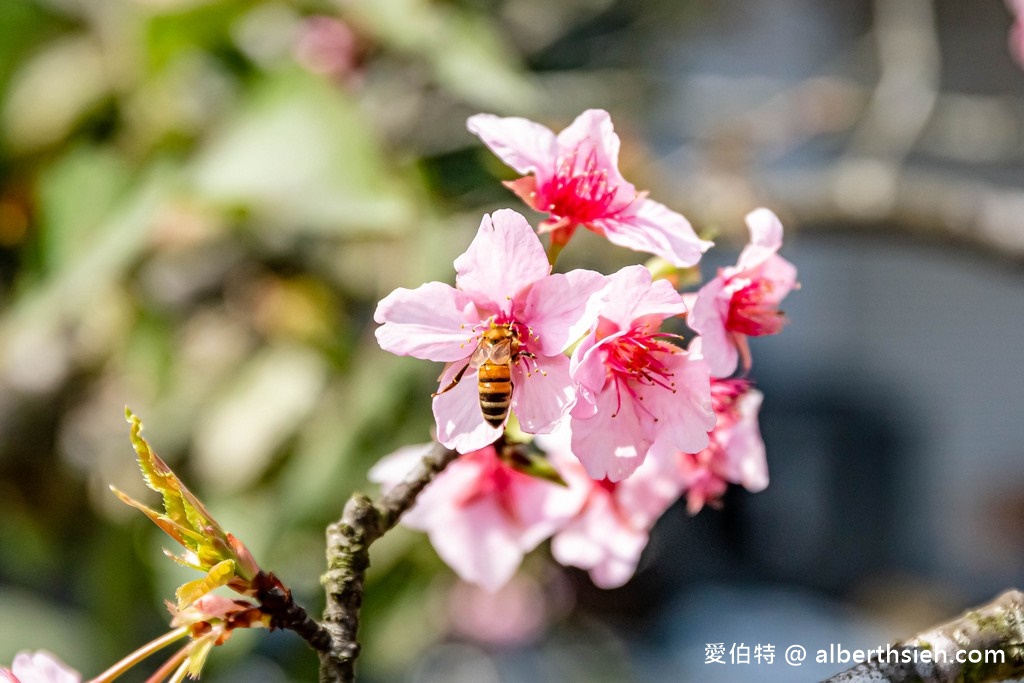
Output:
[{"xmin": 374, "ymin": 209, "xmax": 606, "ymax": 453}]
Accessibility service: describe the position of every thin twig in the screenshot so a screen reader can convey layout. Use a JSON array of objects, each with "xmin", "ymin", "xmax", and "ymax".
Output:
[
  {"xmin": 318, "ymin": 442, "xmax": 459, "ymax": 683},
  {"xmin": 821, "ymin": 589, "xmax": 1024, "ymax": 683}
]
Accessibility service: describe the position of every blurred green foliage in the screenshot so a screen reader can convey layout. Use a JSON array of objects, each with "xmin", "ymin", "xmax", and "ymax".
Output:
[{"xmin": 0, "ymin": 0, "xmax": 640, "ymax": 680}]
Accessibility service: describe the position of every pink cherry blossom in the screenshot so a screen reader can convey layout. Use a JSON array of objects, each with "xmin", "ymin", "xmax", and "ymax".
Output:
[
  {"xmin": 539, "ymin": 428, "xmax": 677, "ymax": 589},
  {"xmin": 648, "ymin": 379, "xmax": 768, "ymax": 515},
  {"xmin": 374, "ymin": 209, "xmax": 606, "ymax": 453},
  {"xmin": 293, "ymin": 16, "xmax": 360, "ymax": 84},
  {"xmin": 687, "ymin": 208, "xmax": 798, "ymax": 378},
  {"xmin": 446, "ymin": 574, "xmax": 551, "ymax": 645},
  {"xmin": 568, "ymin": 265, "xmax": 715, "ymax": 481},
  {"xmin": 369, "ymin": 441, "xmax": 587, "ymax": 592},
  {"xmin": 1, "ymin": 652, "xmax": 79, "ymax": 683},
  {"xmin": 1009, "ymin": 0, "xmax": 1024, "ymax": 67},
  {"xmin": 467, "ymin": 110, "xmax": 712, "ymax": 267}
]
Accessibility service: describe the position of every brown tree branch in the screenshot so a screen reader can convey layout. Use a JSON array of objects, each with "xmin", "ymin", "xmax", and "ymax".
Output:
[
  {"xmin": 821, "ymin": 589, "xmax": 1024, "ymax": 683},
  {"xmin": 252, "ymin": 570, "xmax": 333, "ymax": 653},
  {"xmin": 318, "ymin": 442, "xmax": 459, "ymax": 683}
]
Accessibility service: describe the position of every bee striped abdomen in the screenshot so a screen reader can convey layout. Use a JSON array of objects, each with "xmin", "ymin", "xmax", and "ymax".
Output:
[{"xmin": 478, "ymin": 362, "xmax": 512, "ymax": 427}]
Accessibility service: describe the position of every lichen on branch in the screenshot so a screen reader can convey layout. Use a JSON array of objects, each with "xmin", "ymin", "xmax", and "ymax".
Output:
[
  {"xmin": 318, "ymin": 442, "xmax": 458, "ymax": 683},
  {"xmin": 822, "ymin": 589, "xmax": 1024, "ymax": 683}
]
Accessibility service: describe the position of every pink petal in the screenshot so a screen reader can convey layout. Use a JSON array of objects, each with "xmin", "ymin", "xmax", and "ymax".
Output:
[
  {"xmin": 614, "ymin": 450, "xmax": 687, "ymax": 528},
  {"xmin": 551, "ymin": 514, "xmax": 606, "ymax": 567},
  {"xmin": 646, "ymin": 352, "xmax": 715, "ymax": 455},
  {"xmin": 551, "ymin": 493, "xmax": 650, "ymax": 589},
  {"xmin": 510, "ymin": 353, "xmax": 575, "ymax": 435},
  {"xmin": 569, "ymin": 387, "xmax": 652, "ymax": 481},
  {"xmin": 759, "ymin": 253, "xmax": 799, "ymax": 302},
  {"xmin": 428, "ymin": 496, "xmax": 527, "ymax": 592},
  {"xmin": 568, "ymin": 329, "xmax": 612, "ymax": 399},
  {"xmin": 508, "ymin": 472, "xmax": 588, "ymax": 550},
  {"xmin": 404, "ymin": 453, "xmax": 490, "ymax": 529},
  {"xmin": 454, "ymin": 210, "xmax": 551, "ymax": 311},
  {"xmin": 375, "ymin": 282, "xmax": 481, "ymax": 361},
  {"xmin": 719, "ymin": 389, "xmax": 769, "ymax": 492},
  {"xmin": 11, "ymin": 652, "xmax": 80, "ymax": 683},
  {"xmin": 368, "ymin": 443, "xmax": 433, "ymax": 491},
  {"xmin": 597, "ymin": 265, "xmax": 687, "ymax": 330},
  {"xmin": 687, "ymin": 278, "xmax": 739, "ymax": 378},
  {"xmin": 588, "ymin": 551, "xmax": 645, "ymax": 589},
  {"xmin": 520, "ymin": 268, "xmax": 607, "ymax": 356},
  {"xmin": 601, "ymin": 198, "xmax": 712, "ymax": 268},
  {"xmin": 1013, "ymin": 20, "xmax": 1024, "ymax": 66},
  {"xmin": 433, "ymin": 361, "xmax": 504, "ymax": 452},
  {"xmin": 553, "ymin": 109, "xmax": 631, "ymax": 198},
  {"xmin": 466, "ymin": 114, "xmax": 558, "ymax": 179},
  {"xmin": 734, "ymin": 207, "xmax": 784, "ymax": 273}
]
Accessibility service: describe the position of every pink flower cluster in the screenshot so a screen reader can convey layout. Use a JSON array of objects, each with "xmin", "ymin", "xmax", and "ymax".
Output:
[{"xmin": 374, "ymin": 110, "xmax": 797, "ymax": 590}]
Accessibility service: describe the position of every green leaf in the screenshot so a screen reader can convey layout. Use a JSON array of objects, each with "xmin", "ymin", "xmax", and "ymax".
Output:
[
  {"xmin": 36, "ymin": 145, "xmax": 133, "ymax": 274},
  {"xmin": 189, "ymin": 69, "xmax": 417, "ymax": 236},
  {"xmin": 338, "ymin": 0, "xmax": 539, "ymax": 111},
  {"xmin": 503, "ymin": 447, "xmax": 569, "ymax": 487},
  {"xmin": 143, "ymin": 0, "xmax": 249, "ymax": 72},
  {"xmin": 118, "ymin": 409, "xmax": 261, "ymax": 594},
  {"xmin": 3, "ymin": 35, "xmax": 111, "ymax": 151},
  {"xmin": 175, "ymin": 559, "xmax": 236, "ymax": 607}
]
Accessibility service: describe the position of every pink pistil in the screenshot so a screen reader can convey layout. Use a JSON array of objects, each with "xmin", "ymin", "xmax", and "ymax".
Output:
[{"xmin": 726, "ymin": 279, "xmax": 786, "ymax": 336}]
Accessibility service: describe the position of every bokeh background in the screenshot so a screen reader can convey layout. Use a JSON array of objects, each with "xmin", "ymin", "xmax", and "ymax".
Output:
[{"xmin": 1, "ymin": 0, "xmax": 1023, "ymax": 681}]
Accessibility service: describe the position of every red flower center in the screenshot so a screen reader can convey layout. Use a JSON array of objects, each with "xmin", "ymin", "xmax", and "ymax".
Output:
[
  {"xmin": 456, "ymin": 450, "xmax": 522, "ymax": 523},
  {"xmin": 726, "ymin": 278, "xmax": 786, "ymax": 336},
  {"xmin": 538, "ymin": 146, "xmax": 622, "ymax": 225},
  {"xmin": 602, "ymin": 324, "xmax": 679, "ymax": 417},
  {"xmin": 709, "ymin": 378, "xmax": 751, "ymax": 431}
]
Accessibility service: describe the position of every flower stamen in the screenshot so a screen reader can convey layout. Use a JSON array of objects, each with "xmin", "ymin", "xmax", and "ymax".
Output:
[{"xmin": 604, "ymin": 324, "xmax": 680, "ymax": 419}]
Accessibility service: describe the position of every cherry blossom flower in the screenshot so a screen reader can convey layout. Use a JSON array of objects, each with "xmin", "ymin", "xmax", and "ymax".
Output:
[
  {"xmin": 369, "ymin": 441, "xmax": 587, "ymax": 592},
  {"xmin": 374, "ymin": 209, "xmax": 606, "ymax": 453},
  {"xmin": 539, "ymin": 428, "xmax": 678, "ymax": 589},
  {"xmin": 647, "ymin": 378, "xmax": 768, "ymax": 515},
  {"xmin": 687, "ymin": 208, "xmax": 798, "ymax": 378},
  {"xmin": 0, "ymin": 652, "xmax": 79, "ymax": 683},
  {"xmin": 467, "ymin": 109, "xmax": 712, "ymax": 267},
  {"xmin": 446, "ymin": 575, "xmax": 551, "ymax": 645},
  {"xmin": 293, "ymin": 16, "xmax": 360, "ymax": 84},
  {"xmin": 568, "ymin": 264, "xmax": 715, "ymax": 481},
  {"xmin": 1009, "ymin": 0, "xmax": 1024, "ymax": 67}
]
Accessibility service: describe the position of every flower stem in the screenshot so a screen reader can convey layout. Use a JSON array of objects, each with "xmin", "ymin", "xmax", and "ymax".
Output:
[
  {"xmin": 142, "ymin": 643, "xmax": 191, "ymax": 683},
  {"xmin": 546, "ymin": 239, "xmax": 566, "ymax": 268},
  {"xmin": 86, "ymin": 627, "xmax": 189, "ymax": 683}
]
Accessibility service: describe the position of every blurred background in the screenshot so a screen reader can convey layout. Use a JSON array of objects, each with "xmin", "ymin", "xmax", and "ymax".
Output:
[{"xmin": 0, "ymin": 0, "xmax": 1022, "ymax": 681}]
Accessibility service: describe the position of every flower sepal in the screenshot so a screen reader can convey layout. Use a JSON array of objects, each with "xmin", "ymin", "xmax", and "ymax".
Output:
[{"xmin": 498, "ymin": 441, "xmax": 569, "ymax": 488}]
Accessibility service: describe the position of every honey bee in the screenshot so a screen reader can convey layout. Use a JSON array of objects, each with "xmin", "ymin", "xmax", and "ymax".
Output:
[{"xmin": 433, "ymin": 323, "xmax": 532, "ymax": 428}]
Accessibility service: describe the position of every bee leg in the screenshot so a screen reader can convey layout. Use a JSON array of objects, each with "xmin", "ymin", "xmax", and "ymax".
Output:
[
  {"xmin": 513, "ymin": 351, "xmax": 538, "ymax": 375},
  {"xmin": 432, "ymin": 362, "xmax": 470, "ymax": 397}
]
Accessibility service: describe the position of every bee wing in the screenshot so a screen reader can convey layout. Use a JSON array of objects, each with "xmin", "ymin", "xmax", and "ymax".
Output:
[{"xmin": 472, "ymin": 337, "xmax": 513, "ymax": 367}]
